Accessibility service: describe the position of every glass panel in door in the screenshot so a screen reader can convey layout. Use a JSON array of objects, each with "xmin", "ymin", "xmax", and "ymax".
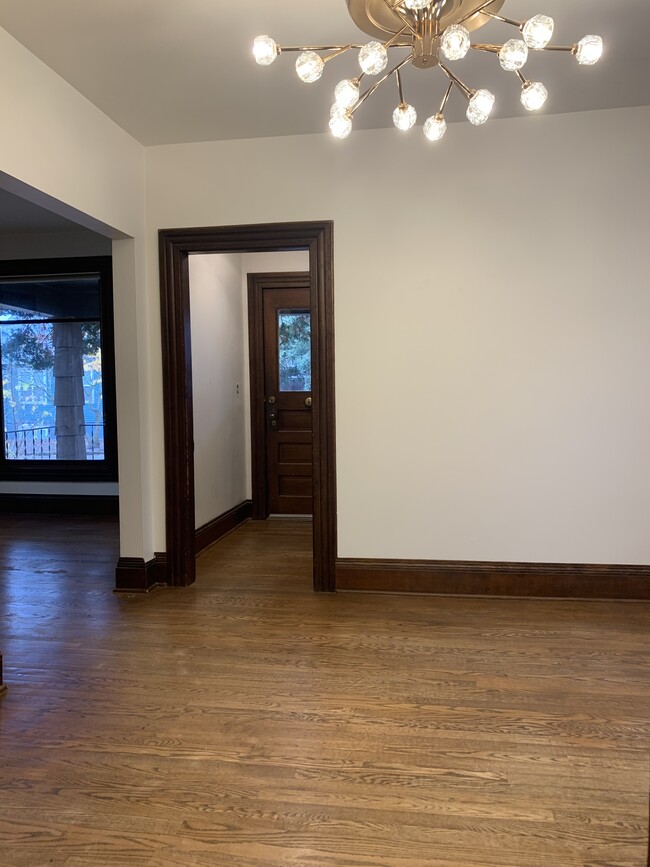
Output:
[{"xmin": 277, "ymin": 309, "xmax": 311, "ymax": 392}]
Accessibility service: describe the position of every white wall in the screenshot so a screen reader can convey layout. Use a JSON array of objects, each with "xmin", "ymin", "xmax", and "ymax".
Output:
[
  {"xmin": 147, "ymin": 106, "xmax": 650, "ymax": 566},
  {"xmin": 0, "ymin": 29, "xmax": 143, "ymax": 240},
  {"xmin": 240, "ymin": 252, "xmax": 309, "ymax": 274},
  {"xmin": 190, "ymin": 253, "xmax": 247, "ymax": 527},
  {"xmin": 0, "ymin": 27, "xmax": 151, "ymax": 558}
]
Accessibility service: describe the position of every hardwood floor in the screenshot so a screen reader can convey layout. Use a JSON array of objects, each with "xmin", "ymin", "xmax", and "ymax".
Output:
[{"xmin": 1, "ymin": 515, "xmax": 649, "ymax": 866}]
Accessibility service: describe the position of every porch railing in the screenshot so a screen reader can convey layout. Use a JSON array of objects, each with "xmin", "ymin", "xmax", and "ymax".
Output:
[{"xmin": 4, "ymin": 424, "xmax": 105, "ymax": 460}]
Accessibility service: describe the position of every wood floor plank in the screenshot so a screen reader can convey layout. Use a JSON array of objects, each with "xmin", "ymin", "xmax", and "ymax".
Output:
[{"xmin": 0, "ymin": 515, "xmax": 649, "ymax": 865}]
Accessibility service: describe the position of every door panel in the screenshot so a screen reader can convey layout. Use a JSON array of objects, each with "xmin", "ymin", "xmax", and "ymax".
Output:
[
  {"xmin": 262, "ymin": 286, "xmax": 313, "ymax": 515},
  {"xmin": 279, "ymin": 443, "xmax": 312, "ymax": 463},
  {"xmin": 277, "ymin": 410, "xmax": 312, "ymax": 430}
]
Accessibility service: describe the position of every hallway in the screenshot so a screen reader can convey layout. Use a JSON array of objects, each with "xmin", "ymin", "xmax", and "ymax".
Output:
[{"xmin": 0, "ymin": 516, "xmax": 649, "ymax": 865}]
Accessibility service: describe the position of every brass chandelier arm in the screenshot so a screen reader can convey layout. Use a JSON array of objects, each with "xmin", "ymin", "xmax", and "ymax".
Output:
[
  {"xmin": 470, "ymin": 41, "xmax": 579, "ymax": 57},
  {"xmin": 471, "ymin": 43, "xmax": 501, "ymax": 53},
  {"xmin": 438, "ymin": 80, "xmax": 454, "ymax": 114},
  {"xmin": 381, "ymin": 0, "xmax": 419, "ymax": 37},
  {"xmin": 351, "ymin": 53, "xmax": 413, "ymax": 116},
  {"xmin": 482, "ymin": 10, "xmax": 521, "ymax": 28},
  {"xmin": 279, "ymin": 26, "xmax": 410, "ymax": 57},
  {"xmin": 323, "ymin": 46, "xmax": 355, "ymax": 63},
  {"xmin": 278, "ymin": 44, "xmax": 364, "ymax": 53},
  {"xmin": 438, "ymin": 61, "xmax": 473, "ymax": 99},
  {"xmin": 371, "ymin": 0, "xmax": 404, "ymax": 11},
  {"xmin": 457, "ymin": 1, "xmax": 503, "ymax": 27},
  {"xmin": 385, "ymin": 25, "xmax": 410, "ymax": 48},
  {"xmin": 396, "ymin": 68, "xmax": 405, "ymax": 104},
  {"xmin": 543, "ymin": 45, "xmax": 578, "ymax": 53}
]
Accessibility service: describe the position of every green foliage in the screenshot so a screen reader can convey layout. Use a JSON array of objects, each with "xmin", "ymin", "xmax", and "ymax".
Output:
[
  {"xmin": 3, "ymin": 324, "xmax": 53, "ymax": 370},
  {"xmin": 83, "ymin": 323, "xmax": 101, "ymax": 355},
  {"xmin": 279, "ymin": 313, "xmax": 310, "ymax": 378},
  {"xmin": 1, "ymin": 322, "xmax": 101, "ymax": 370}
]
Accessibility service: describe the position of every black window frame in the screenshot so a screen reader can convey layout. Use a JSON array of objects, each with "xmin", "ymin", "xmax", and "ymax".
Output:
[{"xmin": 0, "ymin": 256, "xmax": 118, "ymax": 482}]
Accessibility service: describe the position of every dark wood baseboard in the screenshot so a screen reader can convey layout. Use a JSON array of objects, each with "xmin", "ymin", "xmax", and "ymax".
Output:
[
  {"xmin": 116, "ymin": 501, "xmax": 251, "ymax": 590},
  {"xmin": 153, "ymin": 552, "xmax": 168, "ymax": 585},
  {"xmin": 336, "ymin": 558, "xmax": 650, "ymax": 600},
  {"xmin": 114, "ymin": 556, "xmax": 166, "ymax": 593},
  {"xmin": 195, "ymin": 500, "xmax": 252, "ymax": 556},
  {"xmin": 0, "ymin": 493, "xmax": 119, "ymax": 517}
]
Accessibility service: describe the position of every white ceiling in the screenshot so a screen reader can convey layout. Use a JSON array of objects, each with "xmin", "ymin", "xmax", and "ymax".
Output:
[{"xmin": 0, "ymin": 0, "xmax": 648, "ymax": 146}]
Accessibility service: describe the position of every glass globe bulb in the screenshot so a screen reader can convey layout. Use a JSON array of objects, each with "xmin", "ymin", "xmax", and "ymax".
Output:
[
  {"xmin": 358, "ymin": 41, "xmax": 388, "ymax": 75},
  {"xmin": 253, "ymin": 35, "xmax": 278, "ymax": 66},
  {"xmin": 440, "ymin": 24, "xmax": 471, "ymax": 61},
  {"xmin": 329, "ymin": 109, "xmax": 352, "ymax": 139},
  {"xmin": 423, "ymin": 113, "xmax": 447, "ymax": 142},
  {"xmin": 575, "ymin": 35, "xmax": 603, "ymax": 65},
  {"xmin": 334, "ymin": 79, "xmax": 360, "ymax": 110},
  {"xmin": 392, "ymin": 103, "xmax": 417, "ymax": 131},
  {"xmin": 466, "ymin": 89, "xmax": 494, "ymax": 125},
  {"xmin": 520, "ymin": 81, "xmax": 548, "ymax": 111},
  {"xmin": 404, "ymin": 0, "xmax": 432, "ymax": 9},
  {"xmin": 295, "ymin": 51, "xmax": 324, "ymax": 83},
  {"xmin": 498, "ymin": 39, "xmax": 528, "ymax": 71},
  {"xmin": 522, "ymin": 14, "xmax": 554, "ymax": 49}
]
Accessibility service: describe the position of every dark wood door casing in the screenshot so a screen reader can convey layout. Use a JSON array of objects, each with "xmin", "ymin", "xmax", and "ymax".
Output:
[
  {"xmin": 158, "ymin": 222, "xmax": 336, "ymax": 591},
  {"xmin": 248, "ymin": 274, "xmax": 313, "ymax": 518}
]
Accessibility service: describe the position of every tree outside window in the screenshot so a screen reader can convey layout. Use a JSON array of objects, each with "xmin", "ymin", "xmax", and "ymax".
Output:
[
  {"xmin": 0, "ymin": 258, "xmax": 117, "ymax": 481},
  {"xmin": 278, "ymin": 310, "xmax": 311, "ymax": 392}
]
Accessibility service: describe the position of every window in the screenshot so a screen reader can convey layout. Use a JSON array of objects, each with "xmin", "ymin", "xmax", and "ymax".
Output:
[
  {"xmin": 0, "ymin": 257, "xmax": 117, "ymax": 481},
  {"xmin": 278, "ymin": 309, "xmax": 311, "ymax": 392}
]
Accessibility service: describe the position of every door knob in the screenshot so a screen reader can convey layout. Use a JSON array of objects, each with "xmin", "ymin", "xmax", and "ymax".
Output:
[
  {"xmin": 305, "ymin": 397, "xmax": 312, "ymax": 407},
  {"xmin": 267, "ymin": 395, "xmax": 276, "ymax": 404}
]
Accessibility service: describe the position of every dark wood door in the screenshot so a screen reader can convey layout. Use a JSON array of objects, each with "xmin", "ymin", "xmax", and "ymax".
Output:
[{"xmin": 262, "ymin": 286, "xmax": 312, "ymax": 515}]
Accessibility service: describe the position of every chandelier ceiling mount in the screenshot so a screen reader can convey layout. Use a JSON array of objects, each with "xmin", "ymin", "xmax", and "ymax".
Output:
[{"xmin": 346, "ymin": 0, "xmax": 506, "ymax": 42}]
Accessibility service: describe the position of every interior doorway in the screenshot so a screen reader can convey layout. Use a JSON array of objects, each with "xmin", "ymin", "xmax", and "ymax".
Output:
[{"xmin": 158, "ymin": 222, "xmax": 336, "ymax": 592}]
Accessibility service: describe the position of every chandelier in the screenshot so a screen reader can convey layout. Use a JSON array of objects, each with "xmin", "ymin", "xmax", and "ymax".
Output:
[{"xmin": 252, "ymin": 0, "xmax": 603, "ymax": 141}]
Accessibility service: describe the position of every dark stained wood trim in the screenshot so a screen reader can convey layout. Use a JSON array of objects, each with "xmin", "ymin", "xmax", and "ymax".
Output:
[
  {"xmin": 159, "ymin": 237, "xmax": 194, "ymax": 588},
  {"xmin": 310, "ymin": 223, "xmax": 337, "ymax": 593},
  {"xmin": 0, "ymin": 493, "xmax": 118, "ymax": 517},
  {"xmin": 114, "ymin": 556, "xmax": 166, "ymax": 593},
  {"xmin": 247, "ymin": 274, "xmax": 265, "ymax": 521},
  {"xmin": 0, "ymin": 654, "xmax": 6, "ymax": 697},
  {"xmin": 336, "ymin": 558, "xmax": 650, "ymax": 600},
  {"xmin": 247, "ymin": 272, "xmax": 310, "ymax": 520},
  {"xmin": 159, "ymin": 222, "xmax": 336, "ymax": 591},
  {"xmin": 195, "ymin": 500, "xmax": 252, "ymax": 555},
  {"xmin": 153, "ymin": 552, "xmax": 168, "ymax": 585}
]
